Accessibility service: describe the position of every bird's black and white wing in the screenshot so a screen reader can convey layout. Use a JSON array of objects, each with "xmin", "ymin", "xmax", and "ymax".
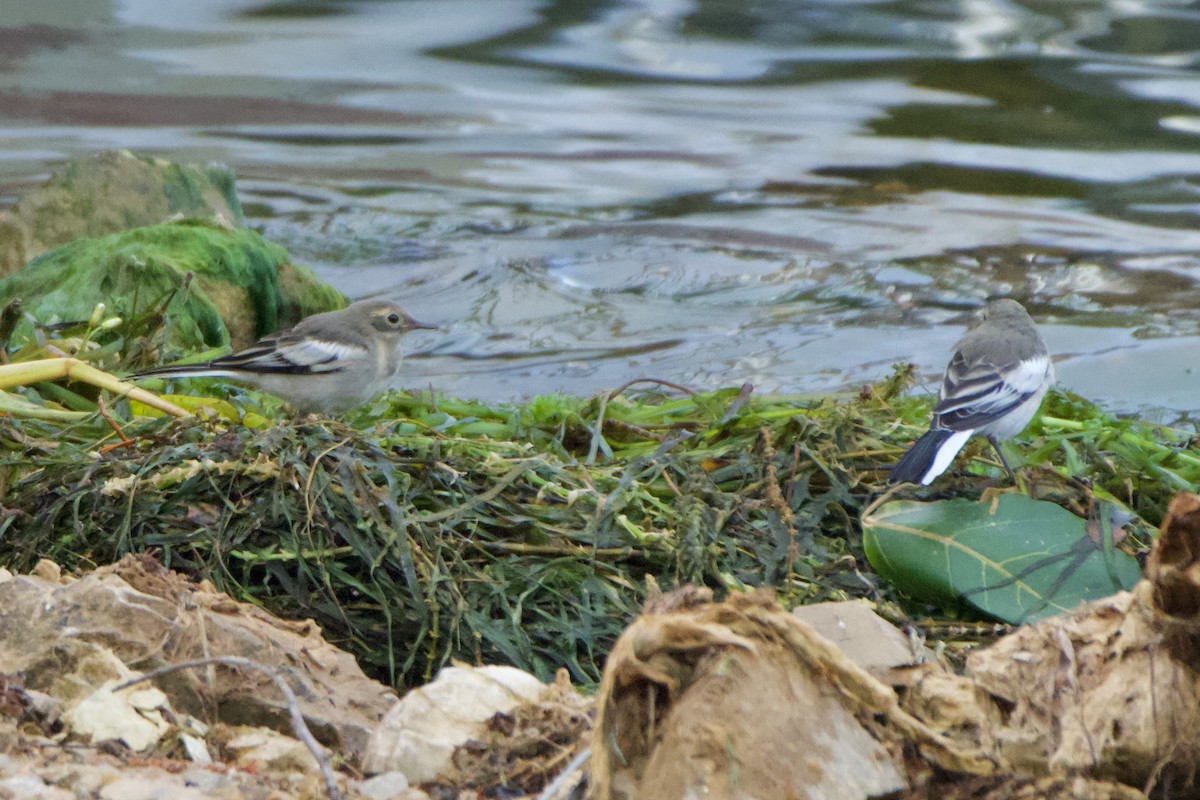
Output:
[
  {"xmin": 212, "ymin": 332, "xmax": 366, "ymax": 376},
  {"xmin": 934, "ymin": 352, "xmax": 1051, "ymax": 435},
  {"xmin": 134, "ymin": 332, "xmax": 368, "ymax": 380}
]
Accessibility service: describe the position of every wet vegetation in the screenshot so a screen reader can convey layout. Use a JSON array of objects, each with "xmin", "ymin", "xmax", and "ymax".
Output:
[{"xmin": 1, "ymin": 306, "xmax": 1195, "ymax": 689}]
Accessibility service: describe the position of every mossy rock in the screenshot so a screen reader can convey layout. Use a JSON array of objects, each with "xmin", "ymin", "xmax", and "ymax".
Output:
[
  {"xmin": 0, "ymin": 220, "xmax": 345, "ymax": 352},
  {"xmin": 0, "ymin": 150, "xmax": 244, "ymax": 278}
]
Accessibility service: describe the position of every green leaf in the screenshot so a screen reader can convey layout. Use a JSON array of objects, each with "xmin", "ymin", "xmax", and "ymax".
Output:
[{"xmin": 862, "ymin": 494, "xmax": 1142, "ymax": 624}]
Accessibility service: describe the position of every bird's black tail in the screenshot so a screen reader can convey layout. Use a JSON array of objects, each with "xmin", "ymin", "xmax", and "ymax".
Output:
[{"xmin": 889, "ymin": 428, "xmax": 956, "ymax": 484}]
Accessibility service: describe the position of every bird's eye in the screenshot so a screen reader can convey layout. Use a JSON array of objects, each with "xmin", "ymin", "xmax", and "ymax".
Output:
[{"xmin": 387, "ymin": 313, "xmax": 401, "ymax": 325}]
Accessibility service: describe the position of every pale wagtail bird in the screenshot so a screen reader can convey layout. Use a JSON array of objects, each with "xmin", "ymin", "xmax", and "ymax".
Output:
[
  {"xmin": 889, "ymin": 298, "xmax": 1053, "ymax": 485},
  {"xmin": 132, "ymin": 299, "xmax": 435, "ymax": 414}
]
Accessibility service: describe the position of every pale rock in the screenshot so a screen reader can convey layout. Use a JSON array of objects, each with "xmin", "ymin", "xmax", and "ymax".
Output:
[
  {"xmin": 180, "ymin": 768, "xmax": 233, "ymax": 793},
  {"xmin": 33, "ymin": 559, "xmax": 61, "ymax": 583},
  {"xmin": 224, "ymin": 726, "xmax": 320, "ymax": 773},
  {"xmin": 98, "ymin": 773, "xmax": 211, "ymax": 800},
  {"xmin": 0, "ymin": 720, "xmax": 17, "ymax": 754},
  {"xmin": 363, "ymin": 665, "xmax": 548, "ymax": 781},
  {"xmin": 792, "ymin": 599, "xmax": 925, "ymax": 672},
  {"xmin": 65, "ymin": 683, "xmax": 171, "ymax": 752},
  {"xmin": 40, "ymin": 762, "xmax": 123, "ymax": 795},
  {"xmin": 0, "ymin": 559, "xmax": 395, "ymax": 760},
  {"xmin": 0, "ymin": 774, "xmax": 74, "ymax": 800},
  {"xmin": 21, "ymin": 688, "xmax": 62, "ymax": 724},
  {"xmin": 357, "ymin": 770, "xmax": 410, "ymax": 800},
  {"xmin": 180, "ymin": 733, "xmax": 213, "ymax": 765}
]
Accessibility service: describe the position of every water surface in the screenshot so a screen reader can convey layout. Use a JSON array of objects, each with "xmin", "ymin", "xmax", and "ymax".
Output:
[{"xmin": 2, "ymin": 0, "xmax": 1200, "ymax": 415}]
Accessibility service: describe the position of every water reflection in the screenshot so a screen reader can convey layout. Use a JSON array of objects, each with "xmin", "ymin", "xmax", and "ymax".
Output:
[{"xmin": 0, "ymin": 0, "xmax": 1199, "ymax": 411}]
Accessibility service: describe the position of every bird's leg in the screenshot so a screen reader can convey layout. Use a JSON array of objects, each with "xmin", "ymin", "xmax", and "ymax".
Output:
[{"xmin": 987, "ymin": 435, "xmax": 1017, "ymax": 482}]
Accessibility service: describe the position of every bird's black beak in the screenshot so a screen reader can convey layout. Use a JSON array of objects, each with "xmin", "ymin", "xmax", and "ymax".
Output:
[{"xmin": 404, "ymin": 317, "xmax": 438, "ymax": 332}]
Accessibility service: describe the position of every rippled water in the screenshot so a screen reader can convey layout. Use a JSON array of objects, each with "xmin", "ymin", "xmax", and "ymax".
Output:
[{"xmin": 3, "ymin": 0, "xmax": 1200, "ymax": 414}]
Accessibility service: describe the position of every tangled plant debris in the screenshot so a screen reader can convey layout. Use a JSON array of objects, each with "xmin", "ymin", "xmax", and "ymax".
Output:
[
  {"xmin": 1, "ymin": 376, "xmax": 876, "ymax": 687},
  {"xmin": 0, "ymin": 339, "xmax": 1193, "ymax": 690}
]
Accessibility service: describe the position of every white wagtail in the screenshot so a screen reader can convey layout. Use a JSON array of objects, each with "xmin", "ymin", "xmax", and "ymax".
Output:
[
  {"xmin": 133, "ymin": 299, "xmax": 434, "ymax": 414},
  {"xmin": 889, "ymin": 298, "xmax": 1053, "ymax": 485}
]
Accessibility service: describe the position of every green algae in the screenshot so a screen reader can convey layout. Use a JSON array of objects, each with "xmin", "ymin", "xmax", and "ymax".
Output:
[
  {"xmin": 0, "ymin": 150, "xmax": 246, "ymax": 279},
  {"xmin": 0, "ymin": 220, "xmax": 345, "ymax": 354}
]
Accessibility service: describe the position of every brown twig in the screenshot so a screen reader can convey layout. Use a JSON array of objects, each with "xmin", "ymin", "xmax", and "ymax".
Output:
[
  {"xmin": 605, "ymin": 377, "xmax": 695, "ymax": 402},
  {"xmin": 96, "ymin": 397, "xmax": 132, "ymax": 445},
  {"xmin": 536, "ymin": 745, "xmax": 591, "ymax": 800},
  {"xmin": 717, "ymin": 381, "xmax": 754, "ymax": 424},
  {"xmin": 113, "ymin": 656, "xmax": 344, "ymax": 800},
  {"xmin": 758, "ymin": 428, "xmax": 798, "ymax": 581},
  {"xmin": 480, "ymin": 541, "xmax": 631, "ymax": 558},
  {"xmin": 602, "ymin": 418, "xmax": 668, "ymax": 442}
]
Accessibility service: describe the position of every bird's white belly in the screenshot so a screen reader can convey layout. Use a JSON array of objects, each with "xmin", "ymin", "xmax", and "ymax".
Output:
[{"xmin": 978, "ymin": 358, "xmax": 1054, "ymax": 440}]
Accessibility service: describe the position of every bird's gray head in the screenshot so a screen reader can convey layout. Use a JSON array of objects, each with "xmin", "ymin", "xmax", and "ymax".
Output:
[
  {"xmin": 350, "ymin": 300, "xmax": 437, "ymax": 336},
  {"xmin": 974, "ymin": 298, "xmax": 1033, "ymax": 326}
]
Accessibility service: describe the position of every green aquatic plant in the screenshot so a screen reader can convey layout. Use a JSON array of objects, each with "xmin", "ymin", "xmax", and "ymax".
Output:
[{"xmin": 0, "ymin": 358, "xmax": 1192, "ymax": 689}]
